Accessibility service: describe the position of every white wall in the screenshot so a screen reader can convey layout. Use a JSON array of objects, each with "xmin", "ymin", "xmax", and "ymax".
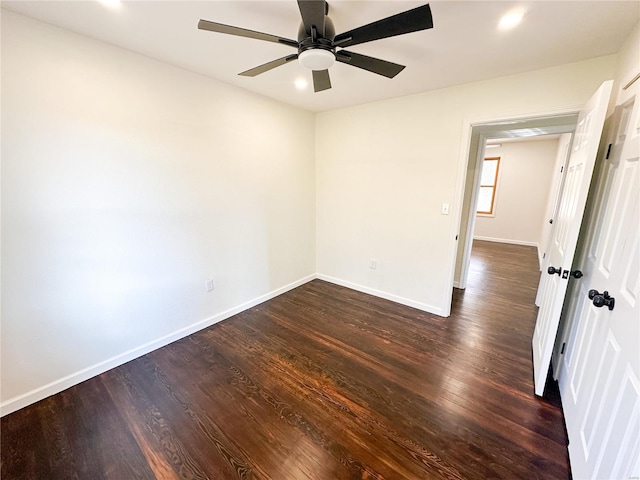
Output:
[
  {"xmin": 316, "ymin": 55, "xmax": 616, "ymax": 316},
  {"xmin": 474, "ymin": 138, "xmax": 560, "ymax": 251},
  {"xmin": 1, "ymin": 11, "xmax": 316, "ymax": 413}
]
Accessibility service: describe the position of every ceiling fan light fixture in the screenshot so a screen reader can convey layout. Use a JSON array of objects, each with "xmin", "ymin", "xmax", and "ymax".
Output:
[
  {"xmin": 198, "ymin": 2, "xmax": 434, "ymax": 92},
  {"xmin": 298, "ymin": 49, "xmax": 335, "ymax": 71}
]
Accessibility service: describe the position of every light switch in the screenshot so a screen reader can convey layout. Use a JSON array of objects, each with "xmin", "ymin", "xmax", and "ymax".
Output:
[{"xmin": 441, "ymin": 203, "xmax": 450, "ymax": 215}]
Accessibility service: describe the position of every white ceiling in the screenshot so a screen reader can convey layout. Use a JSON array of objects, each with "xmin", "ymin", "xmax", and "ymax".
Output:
[{"xmin": 2, "ymin": 1, "xmax": 638, "ymax": 112}]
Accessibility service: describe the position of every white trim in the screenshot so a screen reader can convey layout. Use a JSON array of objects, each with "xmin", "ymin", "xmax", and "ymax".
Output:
[
  {"xmin": 446, "ymin": 117, "xmax": 477, "ymax": 305},
  {"xmin": 463, "ymin": 104, "xmax": 584, "ymax": 128},
  {"xmin": 453, "ymin": 281, "xmax": 463, "ymax": 289},
  {"xmin": 0, "ymin": 274, "xmax": 316, "ymax": 417},
  {"xmin": 459, "ymin": 132, "xmax": 491, "ymax": 289},
  {"xmin": 538, "ymin": 249, "xmax": 545, "ymax": 270},
  {"xmin": 473, "ymin": 235, "xmax": 539, "ymax": 248},
  {"xmin": 317, "ymin": 274, "xmax": 444, "ymax": 316},
  {"xmin": 449, "ymin": 105, "xmax": 583, "ymax": 301}
]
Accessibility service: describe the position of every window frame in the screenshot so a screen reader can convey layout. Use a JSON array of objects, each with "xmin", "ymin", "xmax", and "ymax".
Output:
[{"xmin": 476, "ymin": 156, "xmax": 501, "ymax": 216}]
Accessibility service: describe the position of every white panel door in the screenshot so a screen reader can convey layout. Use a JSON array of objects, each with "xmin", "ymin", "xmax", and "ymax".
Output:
[
  {"xmin": 559, "ymin": 80, "xmax": 640, "ymax": 480},
  {"xmin": 532, "ymin": 81, "xmax": 613, "ymax": 396},
  {"xmin": 535, "ymin": 135, "xmax": 572, "ymax": 308}
]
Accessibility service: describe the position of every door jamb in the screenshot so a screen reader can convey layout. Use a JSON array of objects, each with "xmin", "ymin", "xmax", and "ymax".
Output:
[
  {"xmin": 445, "ymin": 106, "xmax": 583, "ymax": 315},
  {"xmin": 457, "ymin": 132, "xmax": 489, "ymax": 290}
]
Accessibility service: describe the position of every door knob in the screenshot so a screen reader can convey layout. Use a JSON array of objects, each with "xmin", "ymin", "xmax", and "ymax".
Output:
[
  {"xmin": 570, "ymin": 270, "xmax": 583, "ymax": 278},
  {"xmin": 548, "ymin": 266, "xmax": 561, "ymax": 276},
  {"xmin": 589, "ymin": 289, "xmax": 615, "ymax": 311}
]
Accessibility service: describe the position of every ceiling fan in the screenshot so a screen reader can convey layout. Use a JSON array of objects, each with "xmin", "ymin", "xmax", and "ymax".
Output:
[{"xmin": 198, "ymin": 1, "xmax": 433, "ymax": 92}]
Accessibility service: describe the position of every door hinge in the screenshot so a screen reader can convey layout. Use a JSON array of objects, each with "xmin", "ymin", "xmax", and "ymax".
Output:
[
  {"xmin": 560, "ymin": 166, "xmax": 564, "ymax": 173},
  {"xmin": 561, "ymin": 342, "xmax": 566, "ymax": 355},
  {"xmin": 606, "ymin": 143, "xmax": 612, "ymax": 159},
  {"xmin": 543, "ymin": 253, "xmax": 546, "ymax": 259}
]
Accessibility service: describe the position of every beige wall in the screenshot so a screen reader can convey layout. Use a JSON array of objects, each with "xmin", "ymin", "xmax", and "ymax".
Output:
[
  {"xmin": 1, "ymin": 11, "xmax": 316, "ymax": 412},
  {"xmin": 474, "ymin": 138, "xmax": 560, "ymax": 250}
]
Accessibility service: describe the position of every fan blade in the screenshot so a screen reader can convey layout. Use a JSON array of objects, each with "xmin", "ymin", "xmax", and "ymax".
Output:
[
  {"xmin": 198, "ymin": 19, "xmax": 298, "ymax": 48},
  {"xmin": 334, "ymin": 4, "xmax": 433, "ymax": 48},
  {"xmin": 336, "ymin": 51, "xmax": 405, "ymax": 78},
  {"xmin": 312, "ymin": 69, "xmax": 331, "ymax": 92},
  {"xmin": 239, "ymin": 54, "xmax": 299, "ymax": 77},
  {"xmin": 297, "ymin": 0, "xmax": 326, "ymax": 38}
]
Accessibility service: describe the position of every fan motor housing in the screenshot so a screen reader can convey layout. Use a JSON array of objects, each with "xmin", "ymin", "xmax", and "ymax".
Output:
[{"xmin": 297, "ymin": 16, "xmax": 335, "ymax": 54}]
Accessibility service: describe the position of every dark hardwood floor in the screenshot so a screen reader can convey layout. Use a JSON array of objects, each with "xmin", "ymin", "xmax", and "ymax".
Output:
[{"xmin": 1, "ymin": 240, "xmax": 569, "ymax": 479}]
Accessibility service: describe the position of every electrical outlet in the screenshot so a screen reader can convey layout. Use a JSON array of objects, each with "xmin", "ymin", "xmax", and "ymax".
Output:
[
  {"xmin": 370, "ymin": 259, "xmax": 377, "ymax": 269},
  {"xmin": 206, "ymin": 279, "xmax": 214, "ymax": 292}
]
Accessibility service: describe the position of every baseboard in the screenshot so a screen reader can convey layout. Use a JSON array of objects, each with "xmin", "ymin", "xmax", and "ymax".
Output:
[
  {"xmin": 473, "ymin": 236, "xmax": 539, "ymax": 248},
  {"xmin": 317, "ymin": 274, "xmax": 444, "ymax": 317},
  {"xmin": 0, "ymin": 274, "xmax": 316, "ymax": 417}
]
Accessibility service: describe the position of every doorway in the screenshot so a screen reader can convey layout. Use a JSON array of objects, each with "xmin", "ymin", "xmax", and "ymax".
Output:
[{"xmin": 454, "ymin": 114, "xmax": 579, "ymax": 292}]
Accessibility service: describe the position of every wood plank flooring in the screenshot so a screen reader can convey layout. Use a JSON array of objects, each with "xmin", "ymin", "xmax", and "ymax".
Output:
[{"xmin": 1, "ymin": 240, "xmax": 570, "ymax": 479}]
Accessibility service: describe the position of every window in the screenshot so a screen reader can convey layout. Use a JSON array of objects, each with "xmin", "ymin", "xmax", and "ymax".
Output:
[{"xmin": 477, "ymin": 157, "xmax": 500, "ymax": 215}]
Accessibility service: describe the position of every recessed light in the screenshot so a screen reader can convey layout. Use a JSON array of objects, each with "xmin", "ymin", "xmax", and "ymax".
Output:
[
  {"xmin": 98, "ymin": 0, "xmax": 122, "ymax": 9},
  {"xmin": 499, "ymin": 11, "xmax": 524, "ymax": 30},
  {"xmin": 294, "ymin": 79, "xmax": 308, "ymax": 90}
]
